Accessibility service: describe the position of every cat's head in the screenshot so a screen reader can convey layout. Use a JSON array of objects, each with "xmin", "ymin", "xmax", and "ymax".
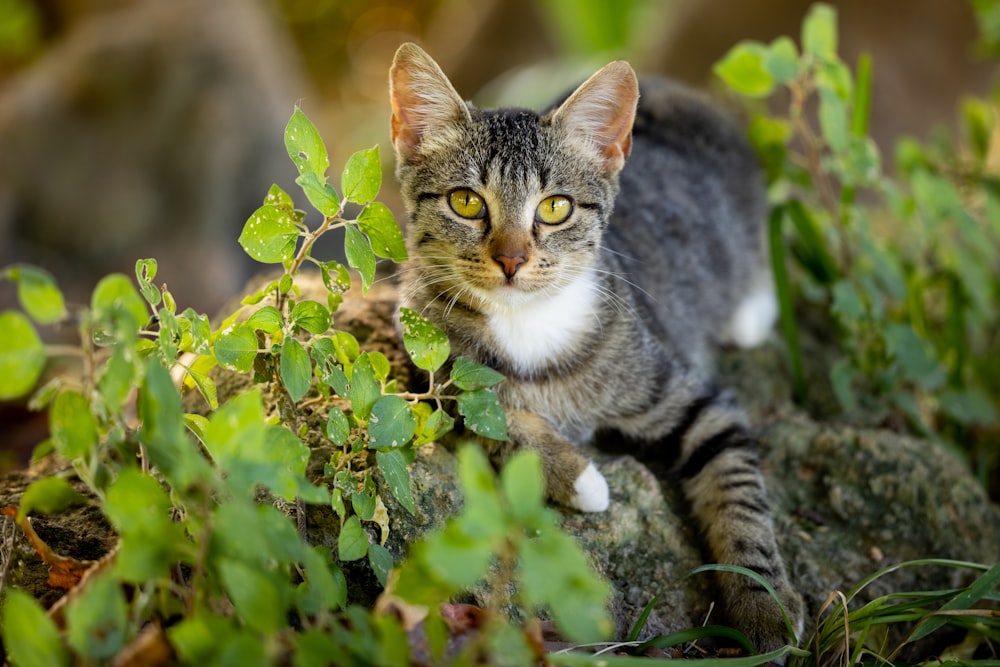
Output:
[{"xmin": 389, "ymin": 43, "xmax": 638, "ymax": 309}]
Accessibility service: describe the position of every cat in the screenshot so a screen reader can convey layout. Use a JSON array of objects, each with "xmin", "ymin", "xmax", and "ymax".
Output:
[{"xmin": 388, "ymin": 42, "xmax": 803, "ymax": 653}]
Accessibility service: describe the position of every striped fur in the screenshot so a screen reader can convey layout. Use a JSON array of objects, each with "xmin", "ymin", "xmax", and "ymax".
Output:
[{"xmin": 389, "ymin": 43, "xmax": 802, "ymax": 652}]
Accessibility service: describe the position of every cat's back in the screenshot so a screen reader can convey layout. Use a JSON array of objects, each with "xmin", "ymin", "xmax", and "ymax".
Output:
[{"xmin": 605, "ymin": 77, "xmax": 767, "ymax": 357}]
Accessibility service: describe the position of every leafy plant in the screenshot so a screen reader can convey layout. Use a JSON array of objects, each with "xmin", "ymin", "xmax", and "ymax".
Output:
[
  {"xmin": 715, "ymin": 3, "xmax": 1000, "ymax": 480},
  {"xmin": 0, "ymin": 106, "xmax": 589, "ymax": 665}
]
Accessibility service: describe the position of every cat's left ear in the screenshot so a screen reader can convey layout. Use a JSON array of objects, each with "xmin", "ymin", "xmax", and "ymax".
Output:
[{"xmin": 551, "ymin": 61, "xmax": 639, "ymax": 173}]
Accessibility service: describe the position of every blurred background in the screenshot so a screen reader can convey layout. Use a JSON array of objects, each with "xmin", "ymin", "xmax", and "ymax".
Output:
[{"xmin": 0, "ymin": 0, "xmax": 996, "ymax": 466}]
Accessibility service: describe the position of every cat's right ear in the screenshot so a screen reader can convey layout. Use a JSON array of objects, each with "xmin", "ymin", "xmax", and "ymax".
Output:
[{"xmin": 389, "ymin": 43, "xmax": 470, "ymax": 163}]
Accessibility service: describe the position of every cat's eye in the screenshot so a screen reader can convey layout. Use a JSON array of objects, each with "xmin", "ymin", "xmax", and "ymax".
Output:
[
  {"xmin": 448, "ymin": 189, "xmax": 487, "ymax": 219},
  {"xmin": 535, "ymin": 195, "xmax": 573, "ymax": 225}
]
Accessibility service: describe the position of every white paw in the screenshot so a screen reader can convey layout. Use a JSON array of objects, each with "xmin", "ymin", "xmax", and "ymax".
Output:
[
  {"xmin": 726, "ymin": 286, "xmax": 777, "ymax": 348},
  {"xmin": 571, "ymin": 463, "xmax": 609, "ymax": 512}
]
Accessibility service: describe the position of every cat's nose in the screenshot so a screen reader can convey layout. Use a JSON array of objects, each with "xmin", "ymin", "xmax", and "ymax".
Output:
[{"xmin": 493, "ymin": 253, "xmax": 526, "ymax": 278}]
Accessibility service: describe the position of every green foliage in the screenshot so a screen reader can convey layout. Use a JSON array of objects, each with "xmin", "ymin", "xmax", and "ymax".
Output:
[
  {"xmin": 0, "ymin": 105, "xmax": 613, "ymax": 667},
  {"xmin": 393, "ymin": 445, "xmax": 613, "ymax": 651},
  {"xmin": 716, "ymin": 3, "xmax": 1000, "ymax": 479}
]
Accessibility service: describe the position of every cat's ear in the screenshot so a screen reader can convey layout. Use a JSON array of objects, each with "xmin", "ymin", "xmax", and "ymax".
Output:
[
  {"xmin": 389, "ymin": 43, "xmax": 470, "ymax": 162},
  {"xmin": 551, "ymin": 61, "xmax": 639, "ymax": 173}
]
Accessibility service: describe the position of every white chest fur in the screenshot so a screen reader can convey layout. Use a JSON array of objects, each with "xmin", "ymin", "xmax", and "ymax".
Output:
[{"xmin": 483, "ymin": 270, "xmax": 599, "ymax": 374}]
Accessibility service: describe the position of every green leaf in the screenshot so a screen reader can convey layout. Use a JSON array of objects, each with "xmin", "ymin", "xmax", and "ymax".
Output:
[
  {"xmin": 713, "ymin": 41, "xmax": 774, "ymax": 98},
  {"xmin": 450, "ymin": 356, "xmax": 505, "ymax": 391},
  {"xmin": 802, "ymin": 3, "xmax": 838, "ymax": 58},
  {"xmin": 263, "ymin": 182, "xmax": 296, "ymax": 211},
  {"xmin": 338, "ymin": 515, "xmax": 369, "ymax": 561},
  {"xmin": 1, "ymin": 589, "xmax": 70, "ymax": 667},
  {"xmin": 500, "ymin": 450, "xmax": 545, "ymax": 523},
  {"xmin": 138, "ymin": 359, "xmax": 211, "ymax": 492},
  {"xmin": 168, "ymin": 614, "xmax": 231, "ymax": 666},
  {"xmin": 134, "ymin": 258, "xmax": 161, "ymax": 308},
  {"xmin": 885, "ymin": 324, "xmax": 944, "ymax": 390},
  {"xmin": 320, "ymin": 260, "xmax": 351, "ymax": 294},
  {"xmin": 963, "ymin": 96, "xmax": 994, "ymax": 163},
  {"xmin": 831, "ymin": 280, "xmax": 865, "ymax": 324},
  {"xmin": 367, "ymin": 543, "xmax": 394, "ymax": 588},
  {"xmin": 320, "ymin": 360, "xmax": 350, "ymax": 397},
  {"xmin": 344, "ymin": 223, "xmax": 376, "ymax": 294},
  {"xmin": 818, "ymin": 86, "xmax": 848, "ymax": 152},
  {"xmin": 92, "ymin": 273, "xmax": 148, "ymax": 330},
  {"xmin": 202, "ymin": 391, "xmax": 323, "ymax": 502},
  {"xmin": 219, "ymin": 558, "xmax": 289, "ymax": 634},
  {"xmin": 180, "ymin": 308, "xmax": 212, "ymax": 354},
  {"xmin": 285, "ymin": 107, "xmax": 329, "ymax": 178},
  {"xmin": 18, "ymin": 476, "xmax": 86, "ymax": 520},
  {"xmin": 212, "ymin": 502, "xmax": 306, "ymax": 569},
  {"xmin": 9, "ymin": 265, "xmax": 67, "ymax": 323},
  {"xmin": 399, "ymin": 307, "xmax": 450, "ymax": 373},
  {"xmin": 830, "ymin": 357, "xmax": 858, "ymax": 412},
  {"xmin": 368, "ymin": 350, "xmax": 391, "ymax": 383},
  {"xmin": 348, "ymin": 353, "xmax": 380, "ymax": 421},
  {"xmin": 99, "ymin": 346, "xmax": 136, "ymax": 411},
  {"xmin": 764, "ymin": 36, "xmax": 799, "ymax": 83},
  {"xmin": 0, "ymin": 310, "xmax": 46, "ymax": 399},
  {"xmin": 214, "ymin": 323, "xmax": 259, "ymax": 372},
  {"xmin": 326, "ymin": 408, "xmax": 350, "ymax": 446},
  {"xmin": 420, "ymin": 522, "xmax": 497, "ymax": 589},
  {"xmin": 281, "ymin": 337, "xmax": 312, "ymax": 402},
  {"xmin": 341, "ymin": 146, "xmax": 382, "ymax": 205},
  {"xmin": 456, "ymin": 388, "xmax": 508, "ymax": 441},
  {"xmin": 49, "ymin": 390, "xmax": 98, "ymax": 459},
  {"xmin": 105, "ymin": 467, "xmax": 188, "ymax": 581},
  {"xmin": 352, "ymin": 485, "xmax": 377, "ymax": 521},
  {"xmin": 938, "ymin": 388, "xmax": 998, "ymax": 425},
  {"xmin": 246, "ymin": 305, "xmax": 283, "ymax": 333},
  {"xmin": 358, "ymin": 202, "xmax": 408, "ymax": 262},
  {"xmin": 184, "ymin": 362, "xmax": 218, "ymax": 410},
  {"xmin": 65, "ymin": 572, "xmax": 128, "ymax": 660},
  {"xmin": 303, "ymin": 547, "xmax": 348, "ymax": 613},
  {"xmin": 368, "ymin": 395, "xmax": 416, "ymax": 449},
  {"xmin": 454, "ymin": 445, "xmax": 506, "ymax": 539},
  {"xmin": 414, "ymin": 407, "xmax": 455, "ymax": 446},
  {"xmin": 239, "ymin": 205, "xmax": 300, "ymax": 263},
  {"xmin": 518, "ymin": 529, "xmax": 612, "ymax": 643},
  {"xmin": 296, "ymin": 171, "xmax": 341, "ymax": 217},
  {"xmin": 377, "ymin": 448, "xmax": 415, "ymax": 514},
  {"xmin": 291, "ymin": 300, "xmax": 331, "ymax": 335},
  {"xmin": 332, "ymin": 330, "xmax": 360, "ymax": 365}
]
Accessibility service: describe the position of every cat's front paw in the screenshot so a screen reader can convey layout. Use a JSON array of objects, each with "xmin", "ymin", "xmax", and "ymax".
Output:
[{"xmin": 570, "ymin": 462, "xmax": 609, "ymax": 512}]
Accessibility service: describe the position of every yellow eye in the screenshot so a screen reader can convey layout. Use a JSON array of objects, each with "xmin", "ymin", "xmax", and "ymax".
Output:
[
  {"xmin": 448, "ymin": 189, "xmax": 486, "ymax": 219},
  {"xmin": 536, "ymin": 195, "xmax": 573, "ymax": 225}
]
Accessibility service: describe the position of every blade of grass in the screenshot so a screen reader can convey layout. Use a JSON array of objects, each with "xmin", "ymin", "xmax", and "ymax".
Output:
[
  {"xmin": 548, "ymin": 644, "xmax": 799, "ymax": 667},
  {"xmin": 769, "ymin": 205, "xmax": 807, "ymax": 403},
  {"xmin": 625, "ymin": 593, "xmax": 660, "ymax": 642},
  {"xmin": 635, "ymin": 625, "xmax": 756, "ymax": 655},
  {"xmin": 897, "ymin": 560, "xmax": 1000, "ymax": 649}
]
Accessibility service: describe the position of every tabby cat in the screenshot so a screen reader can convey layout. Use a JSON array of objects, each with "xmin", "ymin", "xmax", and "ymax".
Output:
[{"xmin": 389, "ymin": 42, "xmax": 803, "ymax": 652}]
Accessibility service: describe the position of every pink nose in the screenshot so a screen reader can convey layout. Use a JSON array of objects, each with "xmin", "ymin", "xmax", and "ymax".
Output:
[{"xmin": 493, "ymin": 254, "xmax": 526, "ymax": 278}]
